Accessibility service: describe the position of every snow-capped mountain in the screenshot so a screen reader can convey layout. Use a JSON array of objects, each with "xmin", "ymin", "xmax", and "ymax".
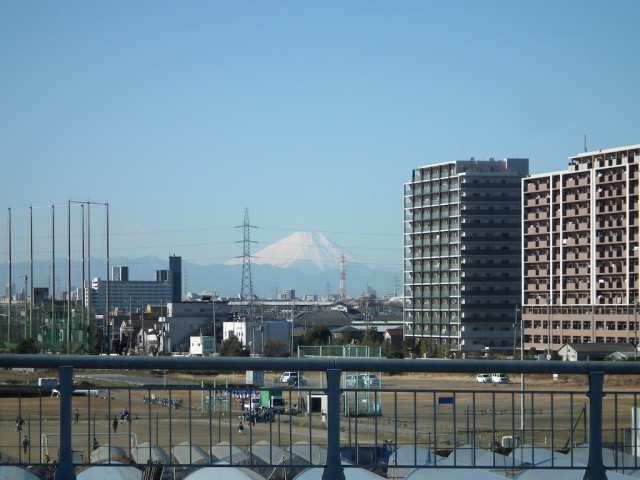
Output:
[
  {"xmin": 0, "ymin": 232, "xmax": 400, "ymax": 299},
  {"xmin": 225, "ymin": 231, "xmax": 358, "ymax": 271}
]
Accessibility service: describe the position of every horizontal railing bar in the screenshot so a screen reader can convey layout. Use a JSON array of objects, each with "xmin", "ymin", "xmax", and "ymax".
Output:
[{"xmin": 2, "ymin": 355, "xmax": 640, "ymax": 375}]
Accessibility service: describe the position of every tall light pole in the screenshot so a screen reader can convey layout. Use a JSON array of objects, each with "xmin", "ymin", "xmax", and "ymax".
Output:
[
  {"xmin": 21, "ymin": 275, "xmax": 28, "ymax": 338},
  {"xmin": 8, "ymin": 207, "xmax": 12, "ymax": 344},
  {"xmin": 212, "ymin": 299, "xmax": 217, "ymax": 355},
  {"xmin": 513, "ymin": 306, "xmax": 519, "ymax": 355},
  {"xmin": 518, "ymin": 305, "xmax": 525, "ymax": 441},
  {"xmin": 141, "ymin": 300, "xmax": 145, "ymax": 355},
  {"xmin": 635, "ymin": 301, "xmax": 639, "ymax": 361},
  {"xmin": 546, "ymin": 297, "xmax": 552, "ymax": 360},
  {"xmin": 290, "ymin": 300, "xmax": 295, "ymax": 358}
]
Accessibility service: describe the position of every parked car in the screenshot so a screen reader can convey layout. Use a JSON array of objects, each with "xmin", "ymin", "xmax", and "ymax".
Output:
[
  {"xmin": 280, "ymin": 371, "xmax": 298, "ymax": 383},
  {"xmin": 476, "ymin": 373, "xmax": 491, "ymax": 383},
  {"xmin": 359, "ymin": 373, "xmax": 381, "ymax": 388},
  {"xmin": 279, "ymin": 371, "xmax": 307, "ymax": 387},
  {"xmin": 286, "ymin": 374, "xmax": 307, "ymax": 387},
  {"xmin": 344, "ymin": 374, "xmax": 361, "ymax": 388},
  {"xmin": 491, "ymin": 373, "xmax": 509, "ymax": 384}
]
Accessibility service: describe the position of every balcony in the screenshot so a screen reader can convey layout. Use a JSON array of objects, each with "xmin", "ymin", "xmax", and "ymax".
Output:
[{"xmin": 0, "ymin": 356, "xmax": 636, "ymax": 480}]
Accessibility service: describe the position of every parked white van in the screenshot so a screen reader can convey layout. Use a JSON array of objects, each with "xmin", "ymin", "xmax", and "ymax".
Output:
[
  {"xmin": 492, "ymin": 373, "xmax": 509, "ymax": 384},
  {"xmin": 345, "ymin": 374, "xmax": 361, "ymax": 388}
]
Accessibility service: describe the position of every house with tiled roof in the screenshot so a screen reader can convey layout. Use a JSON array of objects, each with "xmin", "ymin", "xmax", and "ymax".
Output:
[
  {"xmin": 558, "ymin": 342, "xmax": 636, "ymax": 361},
  {"xmin": 383, "ymin": 327, "xmax": 404, "ymax": 352}
]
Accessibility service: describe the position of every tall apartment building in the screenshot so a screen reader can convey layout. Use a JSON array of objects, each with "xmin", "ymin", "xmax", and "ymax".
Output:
[
  {"xmin": 522, "ymin": 145, "xmax": 640, "ymax": 355},
  {"xmin": 404, "ymin": 158, "xmax": 529, "ymax": 354}
]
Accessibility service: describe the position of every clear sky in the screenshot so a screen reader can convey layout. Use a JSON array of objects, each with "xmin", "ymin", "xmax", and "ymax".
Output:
[{"xmin": 1, "ymin": 1, "xmax": 639, "ymax": 279}]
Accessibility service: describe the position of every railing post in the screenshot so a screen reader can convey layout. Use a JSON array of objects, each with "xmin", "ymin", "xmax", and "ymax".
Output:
[
  {"xmin": 583, "ymin": 371, "xmax": 608, "ymax": 480},
  {"xmin": 323, "ymin": 368, "xmax": 345, "ymax": 480},
  {"xmin": 55, "ymin": 366, "xmax": 76, "ymax": 480}
]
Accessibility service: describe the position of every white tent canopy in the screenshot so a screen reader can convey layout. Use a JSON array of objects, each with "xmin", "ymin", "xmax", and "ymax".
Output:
[
  {"xmin": 0, "ymin": 466, "xmax": 41, "ymax": 480},
  {"xmin": 130, "ymin": 442, "xmax": 171, "ymax": 464},
  {"xmin": 172, "ymin": 442, "xmax": 209, "ymax": 465},
  {"xmin": 389, "ymin": 445, "xmax": 434, "ymax": 466},
  {"xmin": 90, "ymin": 444, "xmax": 129, "ymax": 464},
  {"xmin": 293, "ymin": 466, "xmax": 386, "ymax": 480},
  {"xmin": 448, "ymin": 444, "xmax": 511, "ymax": 468},
  {"xmin": 508, "ymin": 444, "xmax": 564, "ymax": 466},
  {"xmin": 211, "ymin": 441, "xmax": 251, "ymax": 464},
  {"xmin": 404, "ymin": 464, "xmax": 510, "ymax": 480},
  {"xmin": 185, "ymin": 464, "xmax": 267, "ymax": 480},
  {"xmin": 252, "ymin": 440, "xmax": 306, "ymax": 466},
  {"xmin": 77, "ymin": 462, "xmax": 142, "ymax": 480},
  {"xmin": 249, "ymin": 441, "xmax": 288, "ymax": 465},
  {"xmin": 388, "ymin": 445, "xmax": 439, "ymax": 480},
  {"xmin": 570, "ymin": 443, "xmax": 640, "ymax": 475},
  {"xmin": 286, "ymin": 442, "xmax": 327, "ymax": 465},
  {"xmin": 514, "ymin": 461, "xmax": 636, "ymax": 480}
]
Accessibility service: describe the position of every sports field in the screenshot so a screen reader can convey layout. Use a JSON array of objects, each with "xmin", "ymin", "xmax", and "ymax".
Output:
[{"xmin": 0, "ymin": 369, "xmax": 636, "ymax": 466}]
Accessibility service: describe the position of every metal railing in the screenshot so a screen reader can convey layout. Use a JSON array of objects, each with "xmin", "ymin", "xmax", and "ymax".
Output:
[{"xmin": 1, "ymin": 355, "xmax": 640, "ymax": 480}]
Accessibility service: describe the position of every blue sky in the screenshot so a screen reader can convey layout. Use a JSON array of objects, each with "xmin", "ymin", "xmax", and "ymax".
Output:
[{"xmin": 1, "ymin": 1, "xmax": 639, "ymax": 290}]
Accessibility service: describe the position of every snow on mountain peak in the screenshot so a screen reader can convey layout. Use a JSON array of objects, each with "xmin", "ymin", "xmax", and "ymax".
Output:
[{"xmin": 225, "ymin": 231, "xmax": 351, "ymax": 270}]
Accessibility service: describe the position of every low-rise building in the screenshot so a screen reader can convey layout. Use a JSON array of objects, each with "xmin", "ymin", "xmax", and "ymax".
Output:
[{"xmin": 558, "ymin": 342, "xmax": 636, "ymax": 361}]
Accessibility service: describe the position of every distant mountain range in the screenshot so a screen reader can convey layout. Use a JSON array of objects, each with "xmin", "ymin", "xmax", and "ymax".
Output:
[
  {"xmin": 1, "ymin": 231, "xmax": 401, "ymax": 299},
  {"xmin": 226, "ymin": 231, "xmax": 363, "ymax": 270}
]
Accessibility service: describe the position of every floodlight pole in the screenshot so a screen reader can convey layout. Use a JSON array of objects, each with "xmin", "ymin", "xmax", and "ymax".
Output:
[
  {"xmin": 518, "ymin": 306, "xmax": 525, "ymax": 441},
  {"xmin": 7, "ymin": 207, "xmax": 12, "ymax": 344},
  {"xmin": 635, "ymin": 301, "xmax": 639, "ymax": 361},
  {"xmin": 546, "ymin": 297, "xmax": 552, "ymax": 359}
]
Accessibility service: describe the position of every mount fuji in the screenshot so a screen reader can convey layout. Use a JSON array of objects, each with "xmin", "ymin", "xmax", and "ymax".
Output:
[
  {"xmin": 0, "ymin": 232, "xmax": 401, "ymax": 299},
  {"xmin": 225, "ymin": 231, "xmax": 359, "ymax": 271},
  {"xmin": 218, "ymin": 231, "xmax": 399, "ymax": 298}
]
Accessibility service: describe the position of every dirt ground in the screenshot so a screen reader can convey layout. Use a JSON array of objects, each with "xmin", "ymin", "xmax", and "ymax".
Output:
[{"xmin": 0, "ymin": 368, "xmax": 638, "ymax": 465}]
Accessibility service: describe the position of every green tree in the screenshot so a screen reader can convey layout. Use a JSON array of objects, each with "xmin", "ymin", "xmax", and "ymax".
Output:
[
  {"xmin": 402, "ymin": 338, "xmax": 418, "ymax": 358},
  {"xmin": 12, "ymin": 338, "xmax": 40, "ymax": 354},
  {"xmin": 333, "ymin": 333, "xmax": 354, "ymax": 345},
  {"xmin": 220, "ymin": 336, "xmax": 250, "ymax": 357},
  {"xmin": 262, "ymin": 339, "xmax": 287, "ymax": 357},
  {"xmin": 385, "ymin": 337, "xmax": 404, "ymax": 359},
  {"xmin": 302, "ymin": 326, "xmax": 331, "ymax": 345},
  {"xmin": 419, "ymin": 338, "xmax": 435, "ymax": 358},
  {"xmin": 363, "ymin": 327, "xmax": 383, "ymax": 346}
]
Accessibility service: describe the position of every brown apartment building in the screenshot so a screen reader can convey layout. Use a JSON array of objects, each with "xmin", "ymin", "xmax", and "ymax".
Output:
[{"xmin": 522, "ymin": 144, "xmax": 640, "ymax": 356}]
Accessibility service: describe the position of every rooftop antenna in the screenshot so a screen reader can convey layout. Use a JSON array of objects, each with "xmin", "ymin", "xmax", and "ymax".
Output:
[{"xmin": 584, "ymin": 134, "xmax": 588, "ymax": 152}]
